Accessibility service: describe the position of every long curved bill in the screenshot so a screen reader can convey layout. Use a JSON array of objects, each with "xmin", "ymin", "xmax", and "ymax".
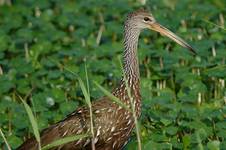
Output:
[{"xmin": 149, "ymin": 22, "xmax": 196, "ymax": 55}]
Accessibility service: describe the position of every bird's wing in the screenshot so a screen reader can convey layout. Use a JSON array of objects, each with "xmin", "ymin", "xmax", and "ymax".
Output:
[{"xmin": 17, "ymin": 96, "xmax": 131, "ymax": 150}]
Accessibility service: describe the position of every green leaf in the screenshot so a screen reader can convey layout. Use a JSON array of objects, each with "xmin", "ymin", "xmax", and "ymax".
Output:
[
  {"xmin": 165, "ymin": 126, "xmax": 178, "ymax": 135},
  {"xmin": 0, "ymin": 35, "xmax": 10, "ymax": 51},
  {"xmin": 6, "ymin": 134, "xmax": 22, "ymax": 149},
  {"xmin": 41, "ymin": 134, "xmax": 89, "ymax": 150},
  {"xmin": 160, "ymin": 118, "xmax": 172, "ymax": 126},
  {"xmin": 0, "ymin": 76, "xmax": 14, "ymax": 94},
  {"xmin": 207, "ymin": 141, "xmax": 220, "ymax": 150},
  {"xmin": 182, "ymin": 134, "xmax": 191, "ymax": 150},
  {"xmin": 51, "ymin": 88, "xmax": 65, "ymax": 103},
  {"xmin": 60, "ymin": 101, "xmax": 78, "ymax": 115}
]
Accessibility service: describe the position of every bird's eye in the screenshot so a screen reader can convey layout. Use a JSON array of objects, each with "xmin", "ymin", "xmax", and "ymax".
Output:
[{"xmin": 144, "ymin": 17, "xmax": 151, "ymax": 22}]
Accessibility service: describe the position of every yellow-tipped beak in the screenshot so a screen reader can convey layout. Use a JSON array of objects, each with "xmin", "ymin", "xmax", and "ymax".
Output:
[{"xmin": 149, "ymin": 22, "xmax": 196, "ymax": 55}]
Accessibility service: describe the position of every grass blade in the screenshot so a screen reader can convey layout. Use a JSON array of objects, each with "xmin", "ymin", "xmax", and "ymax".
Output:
[
  {"xmin": 17, "ymin": 95, "xmax": 41, "ymax": 150},
  {"xmin": 84, "ymin": 64, "xmax": 96, "ymax": 150},
  {"xmin": 85, "ymin": 63, "xmax": 90, "ymax": 97},
  {"xmin": 41, "ymin": 134, "xmax": 89, "ymax": 150},
  {"xmin": 78, "ymin": 77, "xmax": 91, "ymax": 106},
  {"xmin": 0, "ymin": 128, "xmax": 11, "ymax": 150},
  {"xmin": 202, "ymin": 19, "xmax": 226, "ymax": 31},
  {"xmin": 77, "ymin": 65, "xmax": 96, "ymax": 150}
]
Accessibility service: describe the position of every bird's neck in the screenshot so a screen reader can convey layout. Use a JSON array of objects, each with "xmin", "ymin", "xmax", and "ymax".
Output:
[
  {"xmin": 112, "ymin": 25, "xmax": 141, "ymax": 116},
  {"xmin": 113, "ymin": 25, "xmax": 141, "ymax": 116},
  {"xmin": 122, "ymin": 26, "xmax": 141, "ymax": 86}
]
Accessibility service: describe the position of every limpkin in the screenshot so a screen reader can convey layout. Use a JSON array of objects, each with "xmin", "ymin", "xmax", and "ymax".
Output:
[{"xmin": 17, "ymin": 9, "xmax": 195, "ymax": 150}]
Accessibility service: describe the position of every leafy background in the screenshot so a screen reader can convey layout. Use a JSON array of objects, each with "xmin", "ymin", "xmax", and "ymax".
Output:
[{"xmin": 0, "ymin": 0, "xmax": 225, "ymax": 149}]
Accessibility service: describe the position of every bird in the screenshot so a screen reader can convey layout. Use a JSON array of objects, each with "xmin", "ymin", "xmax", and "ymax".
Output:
[{"xmin": 17, "ymin": 9, "xmax": 196, "ymax": 150}]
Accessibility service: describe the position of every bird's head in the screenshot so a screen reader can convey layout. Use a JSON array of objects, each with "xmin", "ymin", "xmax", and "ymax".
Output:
[{"xmin": 126, "ymin": 9, "xmax": 196, "ymax": 55}]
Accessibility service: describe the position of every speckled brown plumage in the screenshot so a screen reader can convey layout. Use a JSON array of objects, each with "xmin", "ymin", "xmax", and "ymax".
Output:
[
  {"xmin": 17, "ymin": 8, "xmax": 195, "ymax": 150},
  {"xmin": 17, "ymin": 83, "xmax": 141, "ymax": 150}
]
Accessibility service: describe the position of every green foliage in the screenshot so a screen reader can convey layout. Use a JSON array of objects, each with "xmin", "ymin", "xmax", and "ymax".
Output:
[{"xmin": 0, "ymin": 0, "xmax": 225, "ymax": 149}]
